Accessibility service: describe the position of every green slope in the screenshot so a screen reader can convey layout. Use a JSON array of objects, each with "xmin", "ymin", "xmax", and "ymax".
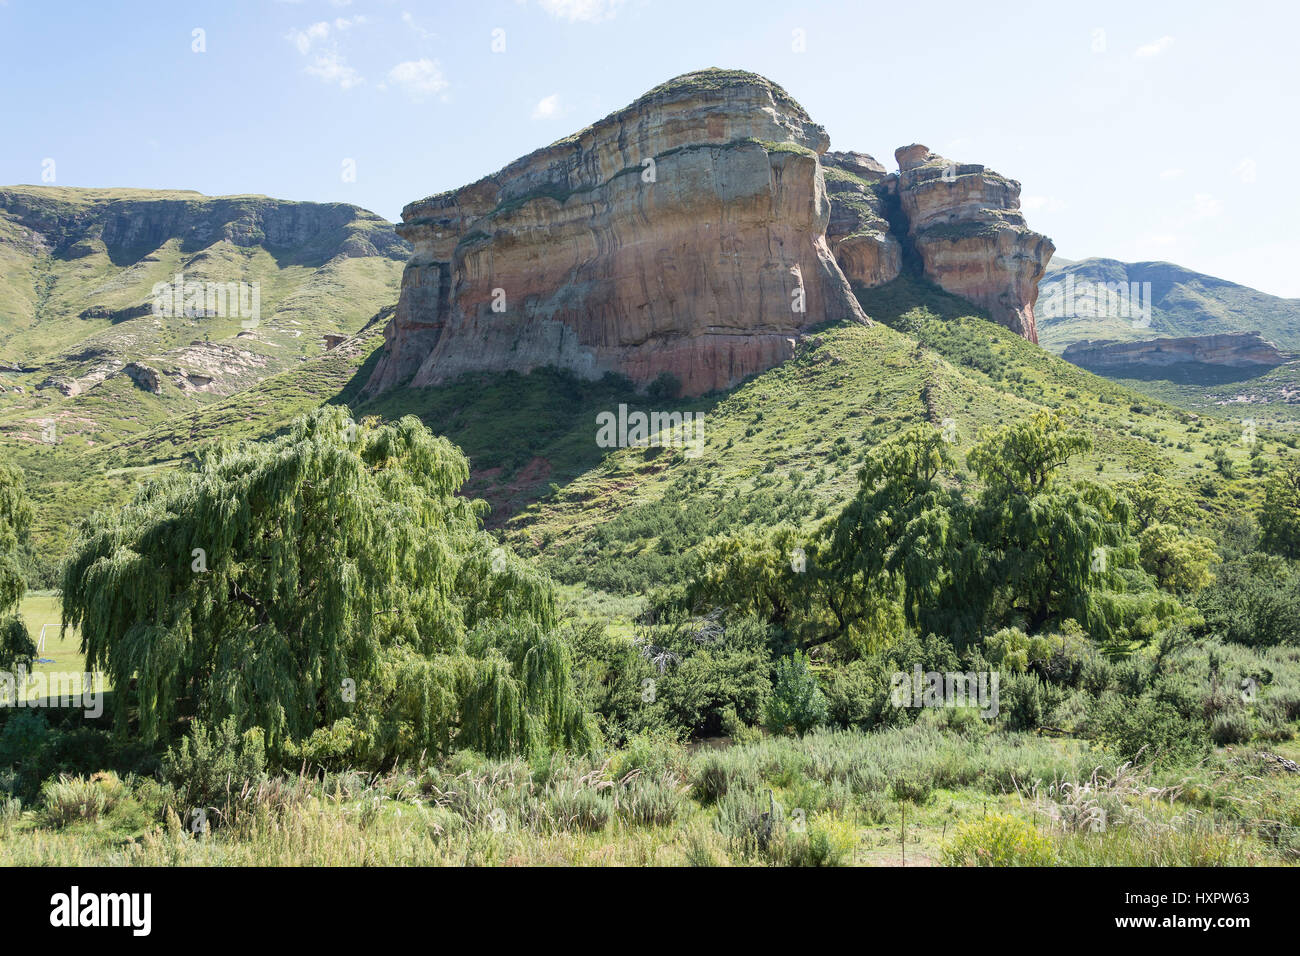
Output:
[{"xmin": 1037, "ymin": 257, "xmax": 1300, "ymax": 353}]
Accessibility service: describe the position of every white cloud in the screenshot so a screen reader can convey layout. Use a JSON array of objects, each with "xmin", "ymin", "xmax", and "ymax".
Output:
[
  {"xmin": 1192, "ymin": 193, "xmax": 1223, "ymax": 219},
  {"xmin": 387, "ymin": 59, "xmax": 449, "ymax": 100},
  {"xmin": 531, "ymin": 93, "xmax": 562, "ymax": 120},
  {"xmin": 288, "ymin": 21, "xmax": 330, "ymax": 55},
  {"xmin": 1158, "ymin": 168, "xmax": 1184, "ymax": 180},
  {"xmin": 530, "ymin": 0, "xmax": 626, "ymax": 23},
  {"xmin": 402, "ymin": 11, "xmax": 437, "ymax": 41},
  {"xmin": 1235, "ymin": 158, "xmax": 1257, "ymax": 183},
  {"xmin": 306, "ymin": 50, "xmax": 363, "ymax": 90},
  {"xmin": 1135, "ymin": 36, "xmax": 1175, "ymax": 58},
  {"xmin": 287, "ymin": 18, "xmax": 367, "ymax": 88}
]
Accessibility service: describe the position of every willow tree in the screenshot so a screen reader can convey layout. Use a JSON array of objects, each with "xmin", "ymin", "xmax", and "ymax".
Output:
[
  {"xmin": 61, "ymin": 407, "xmax": 593, "ymax": 765},
  {"xmin": 0, "ymin": 455, "xmax": 35, "ymax": 669}
]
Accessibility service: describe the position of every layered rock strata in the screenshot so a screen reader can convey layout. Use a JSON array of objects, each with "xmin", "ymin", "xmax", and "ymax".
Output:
[
  {"xmin": 368, "ymin": 70, "xmax": 1054, "ymax": 397},
  {"xmin": 1063, "ymin": 332, "xmax": 1291, "ymax": 369}
]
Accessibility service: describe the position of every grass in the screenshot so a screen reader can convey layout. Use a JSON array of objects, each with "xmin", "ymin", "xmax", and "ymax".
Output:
[
  {"xmin": 16, "ymin": 590, "xmax": 94, "ymax": 702},
  {"xmin": 1, "ymin": 725, "xmax": 1294, "ymax": 866}
]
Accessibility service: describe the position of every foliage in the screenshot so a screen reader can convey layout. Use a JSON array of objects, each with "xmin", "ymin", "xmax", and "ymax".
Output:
[
  {"xmin": 1138, "ymin": 523, "xmax": 1221, "ymax": 594},
  {"xmin": 61, "ymin": 407, "xmax": 593, "ymax": 765},
  {"xmin": 941, "ymin": 813, "xmax": 1057, "ymax": 866},
  {"xmin": 1259, "ymin": 454, "xmax": 1300, "ymax": 559},
  {"xmin": 764, "ymin": 650, "xmax": 829, "ymax": 736},
  {"xmin": 161, "ymin": 717, "xmax": 268, "ymax": 813},
  {"xmin": 0, "ymin": 456, "xmax": 34, "ymax": 670}
]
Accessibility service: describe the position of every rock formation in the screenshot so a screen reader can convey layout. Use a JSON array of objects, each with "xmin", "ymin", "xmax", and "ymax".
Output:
[
  {"xmin": 367, "ymin": 69, "xmax": 1054, "ymax": 397},
  {"xmin": 1062, "ymin": 332, "xmax": 1292, "ymax": 370},
  {"xmin": 894, "ymin": 145, "xmax": 1054, "ymax": 342}
]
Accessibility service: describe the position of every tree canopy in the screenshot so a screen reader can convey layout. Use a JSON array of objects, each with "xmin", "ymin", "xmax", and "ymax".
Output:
[
  {"xmin": 61, "ymin": 407, "xmax": 593, "ymax": 766},
  {"xmin": 675, "ymin": 410, "xmax": 1185, "ymax": 655},
  {"xmin": 0, "ymin": 455, "xmax": 35, "ymax": 670}
]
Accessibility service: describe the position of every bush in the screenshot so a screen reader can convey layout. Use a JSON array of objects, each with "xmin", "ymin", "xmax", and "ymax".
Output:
[
  {"xmin": 162, "ymin": 717, "xmax": 268, "ymax": 816},
  {"xmin": 714, "ymin": 787, "xmax": 778, "ymax": 858},
  {"xmin": 785, "ymin": 814, "xmax": 856, "ymax": 867},
  {"xmin": 1086, "ymin": 692, "xmax": 1209, "ymax": 766},
  {"xmin": 1210, "ymin": 710, "xmax": 1252, "ymax": 746},
  {"xmin": 645, "ymin": 372, "xmax": 682, "ymax": 401},
  {"xmin": 618, "ymin": 774, "xmax": 683, "ymax": 827},
  {"xmin": 942, "ymin": 813, "xmax": 1056, "ymax": 866},
  {"xmin": 547, "ymin": 783, "xmax": 611, "ymax": 832},
  {"xmin": 691, "ymin": 750, "xmax": 759, "ymax": 804},
  {"xmin": 764, "ymin": 651, "xmax": 828, "ymax": 736},
  {"xmin": 38, "ymin": 772, "xmax": 126, "ymax": 828}
]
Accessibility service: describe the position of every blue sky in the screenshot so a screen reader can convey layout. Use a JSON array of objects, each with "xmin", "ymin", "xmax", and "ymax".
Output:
[{"xmin": 3, "ymin": 0, "xmax": 1296, "ymax": 295}]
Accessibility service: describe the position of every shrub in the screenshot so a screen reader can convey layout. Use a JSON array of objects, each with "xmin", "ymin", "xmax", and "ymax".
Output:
[
  {"xmin": 645, "ymin": 372, "xmax": 682, "ymax": 401},
  {"xmin": 1086, "ymin": 692, "xmax": 1209, "ymax": 766},
  {"xmin": 942, "ymin": 813, "xmax": 1056, "ymax": 866},
  {"xmin": 547, "ymin": 783, "xmax": 611, "ymax": 832},
  {"xmin": 162, "ymin": 717, "xmax": 268, "ymax": 816},
  {"xmin": 786, "ymin": 814, "xmax": 856, "ymax": 867},
  {"xmin": 38, "ymin": 772, "xmax": 126, "ymax": 828},
  {"xmin": 618, "ymin": 774, "xmax": 683, "ymax": 827},
  {"xmin": 691, "ymin": 750, "xmax": 759, "ymax": 804},
  {"xmin": 714, "ymin": 787, "xmax": 778, "ymax": 858},
  {"xmin": 889, "ymin": 770, "xmax": 934, "ymax": 805},
  {"xmin": 1210, "ymin": 710, "xmax": 1252, "ymax": 746},
  {"xmin": 764, "ymin": 651, "xmax": 829, "ymax": 736}
]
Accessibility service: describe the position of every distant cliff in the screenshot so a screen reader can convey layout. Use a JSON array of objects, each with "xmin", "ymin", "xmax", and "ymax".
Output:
[
  {"xmin": 0, "ymin": 186, "xmax": 406, "ymax": 418},
  {"xmin": 1062, "ymin": 331, "xmax": 1291, "ymax": 370},
  {"xmin": 367, "ymin": 68, "xmax": 1054, "ymax": 398}
]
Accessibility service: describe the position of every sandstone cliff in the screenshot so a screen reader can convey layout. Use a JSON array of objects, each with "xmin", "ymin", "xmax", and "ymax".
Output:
[
  {"xmin": 894, "ymin": 145, "xmax": 1054, "ymax": 342},
  {"xmin": 1062, "ymin": 331, "xmax": 1292, "ymax": 369},
  {"xmin": 368, "ymin": 70, "xmax": 1053, "ymax": 397}
]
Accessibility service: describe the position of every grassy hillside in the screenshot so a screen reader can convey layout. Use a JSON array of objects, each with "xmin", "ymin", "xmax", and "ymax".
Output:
[
  {"xmin": 1037, "ymin": 257, "xmax": 1300, "ymax": 353},
  {"xmin": 6, "ymin": 269, "xmax": 1290, "ymax": 592},
  {"xmin": 0, "ymin": 185, "xmax": 406, "ymax": 456}
]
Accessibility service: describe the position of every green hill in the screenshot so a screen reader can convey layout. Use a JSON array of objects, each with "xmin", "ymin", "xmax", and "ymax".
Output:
[{"xmin": 1037, "ymin": 257, "xmax": 1300, "ymax": 353}]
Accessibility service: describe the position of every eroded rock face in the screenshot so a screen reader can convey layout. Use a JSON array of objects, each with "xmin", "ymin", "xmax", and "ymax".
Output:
[
  {"xmin": 368, "ymin": 72, "xmax": 1053, "ymax": 397},
  {"xmin": 1063, "ymin": 332, "xmax": 1292, "ymax": 369},
  {"xmin": 894, "ymin": 145, "xmax": 1054, "ymax": 342},
  {"xmin": 121, "ymin": 362, "xmax": 162, "ymax": 394},
  {"xmin": 821, "ymin": 151, "xmax": 902, "ymax": 289},
  {"xmin": 368, "ymin": 70, "xmax": 870, "ymax": 397}
]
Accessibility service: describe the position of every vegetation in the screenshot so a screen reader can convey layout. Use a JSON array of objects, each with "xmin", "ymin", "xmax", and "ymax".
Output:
[{"xmin": 3, "ymin": 263, "xmax": 1300, "ymax": 867}]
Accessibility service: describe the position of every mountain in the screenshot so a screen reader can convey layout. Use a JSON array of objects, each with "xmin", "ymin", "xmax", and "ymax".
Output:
[
  {"xmin": 1, "ymin": 73, "xmax": 1289, "ymax": 588},
  {"xmin": 366, "ymin": 68, "xmax": 1053, "ymax": 399},
  {"xmin": 1037, "ymin": 257, "xmax": 1300, "ymax": 432},
  {"xmin": 0, "ymin": 185, "xmax": 407, "ymax": 444},
  {"xmin": 1037, "ymin": 257, "xmax": 1300, "ymax": 353}
]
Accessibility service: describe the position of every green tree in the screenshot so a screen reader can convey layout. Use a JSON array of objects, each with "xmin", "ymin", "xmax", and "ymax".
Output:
[
  {"xmin": 1138, "ymin": 523, "xmax": 1220, "ymax": 594},
  {"xmin": 61, "ymin": 407, "xmax": 593, "ymax": 765},
  {"xmin": 1115, "ymin": 474, "xmax": 1199, "ymax": 532},
  {"xmin": 0, "ymin": 456, "xmax": 35, "ymax": 671},
  {"xmin": 818, "ymin": 425, "xmax": 970, "ymax": 645},
  {"xmin": 1259, "ymin": 454, "xmax": 1300, "ymax": 559},
  {"xmin": 764, "ymin": 650, "xmax": 828, "ymax": 736}
]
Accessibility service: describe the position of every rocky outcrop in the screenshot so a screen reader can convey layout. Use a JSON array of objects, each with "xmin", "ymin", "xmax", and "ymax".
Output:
[
  {"xmin": 121, "ymin": 362, "xmax": 163, "ymax": 394},
  {"xmin": 367, "ymin": 70, "xmax": 1054, "ymax": 398},
  {"xmin": 368, "ymin": 70, "xmax": 870, "ymax": 398},
  {"xmin": 0, "ymin": 188, "xmax": 409, "ymax": 265},
  {"xmin": 894, "ymin": 145, "xmax": 1054, "ymax": 342},
  {"xmin": 821, "ymin": 152, "xmax": 902, "ymax": 289},
  {"xmin": 1063, "ymin": 332, "xmax": 1292, "ymax": 370}
]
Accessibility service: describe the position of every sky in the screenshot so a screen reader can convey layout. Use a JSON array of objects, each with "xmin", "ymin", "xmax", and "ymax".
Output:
[{"xmin": 2, "ymin": 0, "xmax": 1297, "ymax": 296}]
